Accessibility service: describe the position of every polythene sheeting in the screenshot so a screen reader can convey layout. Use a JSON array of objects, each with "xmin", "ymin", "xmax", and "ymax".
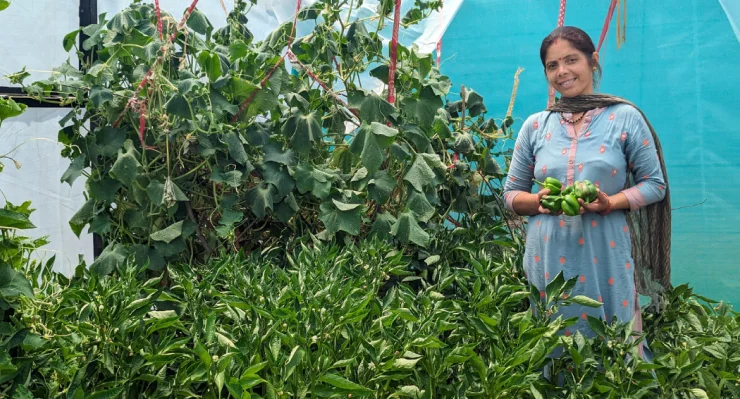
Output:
[
  {"xmin": 0, "ymin": 109, "xmax": 95, "ymax": 276},
  {"xmin": 719, "ymin": 0, "xmax": 740, "ymax": 44},
  {"xmin": 0, "ymin": 0, "xmax": 80, "ymax": 84},
  {"xmin": 99, "ymin": 0, "xmax": 463, "ymax": 94},
  {"xmin": 440, "ymin": 0, "xmax": 740, "ymax": 306}
]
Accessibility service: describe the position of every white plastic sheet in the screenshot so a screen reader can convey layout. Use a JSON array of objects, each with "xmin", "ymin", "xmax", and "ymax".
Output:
[
  {"xmin": 0, "ymin": 0, "xmax": 79, "ymax": 85},
  {"xmin": 0, "ymin": 109, "xmax": 94, "ymax": 276},
  {"xmin": 719, "ymin": 0, "xmax": 740, "ymax": 44}
]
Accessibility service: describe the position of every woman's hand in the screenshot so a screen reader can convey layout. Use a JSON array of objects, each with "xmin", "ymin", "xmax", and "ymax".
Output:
[
  {"xmin": 536, "ymin": 189, "xmax": 564, "ymax": 215},
  {"xmin": 579, "ymin": 189, "xmax": 611, "ymax": 214}
]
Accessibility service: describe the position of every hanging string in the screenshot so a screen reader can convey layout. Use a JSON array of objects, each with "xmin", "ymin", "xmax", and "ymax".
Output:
[
  {"xmin": 232, "ymin": 0, "xmax": 303, "ymax": 122},
  {"xmin": 154, "ymin": 0, "xmax": 163, "ymax": 40},
  {"xmin": 597, "ymin": 0, "xmax": 618, "ymax": 53},
  {"xmin": 616, "ymin": 0, "xmax": 627, "ymax": 49},
  {"xmin": 548, "ymin": 0, "xmax": 567, "ymax": 107},
  {"xmin": 387, "ymin": 0, "xmax": 402, "ymax": 105},
  {"xmin": 436, "ymin": 0, "xmax": 443, "ymax": 67},
  {"xmin": 113, "ymin": 0, "xmax": 201, "ymax": 131}
]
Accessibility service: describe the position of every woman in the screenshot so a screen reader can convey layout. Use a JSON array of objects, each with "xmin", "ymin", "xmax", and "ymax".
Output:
[{"xmin": 503, "ymin": 26, "xmax": 672, "ymax": 359}]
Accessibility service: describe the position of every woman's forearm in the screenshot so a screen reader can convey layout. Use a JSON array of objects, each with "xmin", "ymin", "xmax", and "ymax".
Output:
[{"xmin": 511, "ymin": 192, "xmax": 541, "ymax": 216}]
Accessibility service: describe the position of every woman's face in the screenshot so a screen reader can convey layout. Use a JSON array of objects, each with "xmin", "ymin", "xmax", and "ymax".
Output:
[{"xmin": 544, "ymin": 39, "xmax": 598, "ymax": 98}]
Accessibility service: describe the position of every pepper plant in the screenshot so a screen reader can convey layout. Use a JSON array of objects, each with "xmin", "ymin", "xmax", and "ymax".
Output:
[{"xmin": 11, "ymin": 0, "xmax": 516, "ymax": 273}]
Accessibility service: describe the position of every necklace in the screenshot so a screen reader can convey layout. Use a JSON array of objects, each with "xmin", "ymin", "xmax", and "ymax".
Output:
[{"xmin": 560, "ymin": 112, "xmax": 585, "ymax": 124}]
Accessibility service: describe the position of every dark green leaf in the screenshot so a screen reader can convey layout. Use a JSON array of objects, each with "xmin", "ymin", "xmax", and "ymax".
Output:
[
  {"xmin": 187, "ymin": 8, "xmax": 213, "ymax": 35},
  {"xmin": 69, "ymin": 199, "xmax": 95, "ymax": 237},
  {"xmin": 0, "ymin": 209, "xmax": 35, "ymax": 230},
  {"xmin": 89, "ymin": 243, "xmax": 128, "ymax": 277},
  {"xmin": 246, "ymin": 183, "xmax": 276, "ymax": 219},
  {"xmin": 95, "ymin": 127, "xmax": 126, "ymax": 157},
  {"xmin": 391, "ymin": 211, "xmax": 430, "ymax": 247},
  {"xmin": 0, "ymin": 263, "xmax": 33, "ymax": 298},
  {"xmin": 262, "ymin": 161, "xmax": 294, "ymax": 199},
  {"xmin": 89, "ymin": 86, "xmax": 113, "ymax": 107},
  {"xmin": 402, "ymin": 86, "xmax": 442, "ymax": 129},
  {"xmin": 349, "ymin": 122, "xmax": 398, "ymax": 173},
  {"xmin": 368, "ymin": 171, "xmax": 396, "ymax": 204},
  {"xmin": 282, "ymin": 109, "xmax": 323, "ymax": 155},
  {"xmin": 319, "ymin": 200, "xmax": 362, "ymax": 236},
  {"xmin": 150, "ymin": 221, "xmax": 184, "ymax": 244},
  {"xmin": 317, "ymin": 374, "xmax": 372, "ymax": 393},
  {"xmin": 109, "ymin": 140, "xmax": 141, "ymax": 186},
  {"xmin": 348, "ymin": 88, "xmax": 396, "ymax": 124},
  {"xmin": 223, "ymin": 131, "xmax": 249, "ymax": 165}
]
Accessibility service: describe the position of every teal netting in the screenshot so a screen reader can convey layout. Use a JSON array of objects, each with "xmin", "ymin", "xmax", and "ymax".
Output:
[{"xmin": 440, "ymin": 0, "xmax": 740, "ymax": 306}]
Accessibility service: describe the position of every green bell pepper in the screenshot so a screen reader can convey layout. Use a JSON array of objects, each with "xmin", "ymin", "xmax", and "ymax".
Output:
[
  {"xmin": 540, "ymin": 195, "xmax": 563, "ymax": 213},
  {"xmin": 561, "ymin": 194, "xmax": 581, "ymax": 216},
  {"xmin": 533, "ymin": 177, "xmax": 562, "ymax": 195},
  {"xmin": 575, "ymin": 180, "xmax": 598, "ymax": 203}
]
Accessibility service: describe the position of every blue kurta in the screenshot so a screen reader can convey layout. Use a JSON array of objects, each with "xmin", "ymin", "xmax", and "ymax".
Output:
[{"xmin": 503, "ymin": 104, "xmax": 666, "ymax": 357}]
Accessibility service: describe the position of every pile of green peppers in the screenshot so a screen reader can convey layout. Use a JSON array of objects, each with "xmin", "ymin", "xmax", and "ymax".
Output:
[{"xmin": 533, "ymin": 178, "xmax": 598, "ymax": 216}]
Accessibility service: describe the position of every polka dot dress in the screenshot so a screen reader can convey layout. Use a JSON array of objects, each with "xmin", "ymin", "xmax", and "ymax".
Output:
[{"xmin": 503, "ymin": 104, "xmax": 667, "ymax": 358}]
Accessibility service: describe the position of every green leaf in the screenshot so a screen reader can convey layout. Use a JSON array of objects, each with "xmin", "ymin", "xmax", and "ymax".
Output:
[
  {"xmin": 187, "ymin": 8, "xmax": 213, "ymax": 35},
  {"xmin": 197, "ymin": 50, "xmax": 222, "ymax": 81},
  {"xmin": 282, "ymin": 109, "xmax": 323, "ymax": 155},
  {"xmin": 285, "ymin": 346, "xmax": 304, "ymax": 379},
  {"xmin": 369, "ymin": 212, "xmax": 396, "ymax": 238},
  {"xmin": 368, "ymin": 171, "xmax": 396, "ymax": 204},
  {"xmin": 264, "ymin": 142, "xmax": 297, "ymax": 166},
  {"xmin": 404, "ymin": 154, "xmax": 436, "ymax": 192},
  {"xmin": 150, "ymin": 221, "xmax": 184, "ymax": 244},
  {"xmin": 262, "ymin": 161, "xmax": 294, "ymax": 199},
  {"xmin": 89, "ymin": 85, "xmax": 113, "ymax": 107},
  {"xmin": 689, "ymin": 388, "xmax": 709, "ymax": 399},
  {"xmin": 165, "ymin": 94, "xmax": 193, "ymax": 119},
  {"xmin": 0, "ymin": 209, "xmax": 35, "ymax": 230},
  {"xmin": 61, "ymin": 156, "xmax": 87, "ymax": 186},
  {"xmin": 87, "ymin": 178, "xmax": 121, "ymax": 204},
  {"xmin": 88, "ymin": 386, "xmax": 125, "ymax": 399},
  {"xmin": 567, "ymin": 295, "xmax": 603, "ymax": 308},
  {"xmin": 0, "ymin": 1, "xmax": 10, "ymax": 12},
  {"xmin": 109, "ymin": 140, "xmax": 141, "ymax": 186},
  {"xmin": 194, "ymin": 338, "xmax": 212, "ymax": 368},
  {"xmin": 63, "ymin": 29, "xmax": 80, "ymax": 52},
  {"xmin": 89, "ymin": 243, "xmax": 128, "ymax": 277},
  {"xmin": 317, "ymin": 374, "xmax": 372, "ymax": 393},
  {"xmin": 529, "ymin": 384, "xmax": 544, "ymax": 399},
  {"xmin": 391, "ymin": 211, "xmax": 430, "ymax": 247},
  {"xmin": 349, "ymin": 122, "xmax": 398, "ymax": 173},
  {"xmin": 95, "ymin": 126, "xmax": 126, "ymax": 157},
  {"xmin": 406, "ymin": 187, "xmax": 435, "ymax": 222},
  {"xmin": 69, "ymin": 199, "xmax": 95, "ymax": 237},
  {"xmin": 402, "ymin": 86, "xmax": 442, "ymax": 129},
  {"xmin": 223, "ymin": 131, "xmax": 249, "ymax": 165},
  {"xmin": 0, "ymin": 263, "xmax": 33, "ymax": 298},
  {"xmin": 0, "ymin": 97, "xmax": 26, "ymax": 128},
  {"xmin": 401, "ymin": 124, "xmax": 431, "ymax": 151},
  {"xmin": 348, "ymin": 88, "xmax": 396, "ymax": 124},
  {"xmin": 295, "ymin": 162, "xmax": 333, "ymax": 200},
  {"xmin": 319, "ymin": 200, "xmax": 361, "ymax": 236},
  {"xmin": 246, "ymin": 183, "xmax": 276, "ymax": 219}
]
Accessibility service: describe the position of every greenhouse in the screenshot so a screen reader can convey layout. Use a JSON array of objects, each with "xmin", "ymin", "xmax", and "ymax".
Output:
[{"xmin": 1, "ymin": 0, "xmax": 739, "ymax": 397}]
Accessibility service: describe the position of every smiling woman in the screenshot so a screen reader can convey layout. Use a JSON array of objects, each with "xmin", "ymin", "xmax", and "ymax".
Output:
[{"xmin": 503, "ymin": 26, "xmax": 673, "ymax": 371}]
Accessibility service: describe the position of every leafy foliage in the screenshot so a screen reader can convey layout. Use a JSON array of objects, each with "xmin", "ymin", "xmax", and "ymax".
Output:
[
  {"xmin": 13, "ymin": 0, "xmax": 514, "ymax": 272},
  {"xmin": 1, "ymin": 237, "xmax": 738, "ymax": 398}
]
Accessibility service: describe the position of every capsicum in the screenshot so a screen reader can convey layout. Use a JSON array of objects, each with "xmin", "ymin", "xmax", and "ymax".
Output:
[
  {"xmin": 561, "ymin": 194, "xmax": 581, "ymax": 216},
  {"xmin": 533, "ymin": 177, "xmax": 562, "ymax": 195},
  {"xmin": 575, "ymin": 180, "xmax": 598, "ymax": 203},
  {"xmin": 540, "ymin": 195, "xmax": 563, "ymax": 213}
]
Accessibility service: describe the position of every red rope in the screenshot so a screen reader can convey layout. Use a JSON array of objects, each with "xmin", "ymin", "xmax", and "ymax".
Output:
[
  {"xmin": 112, "ymin": 0, "xmax": 200, "ymax": 129},
  {"xmin": 436, "ymin": 0, "xmax": 443, "ymax": 67},
  {"xmin": 289, "ymin": 0, "xmax": 303, "ymax": 48},
  {"xmin": 548, "ymin": 0, "xmax": 567, "ymax": 107},
  {"xmin": 597, "ymin": 0, "xmax": 618, "ymax": 52},
  {"xmin": 287, "ymin": 51, "xmax": 359, "ymax": 119},
  {"xmin": 232, "ymin": 0, "xmax": 303, "ymax": 122},
  {"xmin": 231, "ymin": 53, "xmax": 287, "ymax": 123},
  {"xmin": 387, "ymin": 0, "xmax": 402, "ymax": 105},
  {"xmin": 154, "ymin": 0, "xmax": 163, "ymax": 40}
]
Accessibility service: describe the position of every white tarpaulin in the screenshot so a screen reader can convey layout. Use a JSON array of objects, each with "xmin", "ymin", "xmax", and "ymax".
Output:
[
  {"xmin": 0, "ymin": 0, "xmax": 79, "ymax": 85},
  {"xmin": 719, "ymin": 0, "xmax": 740, "ymax": 44},
  {"xmin": 0, "ymin": 109, "xmax": 94, "ymax": 276}
]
